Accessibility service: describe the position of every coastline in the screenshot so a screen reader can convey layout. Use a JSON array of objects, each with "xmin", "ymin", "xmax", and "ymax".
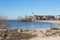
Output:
[{"xmin": 34, "ymin": 20, "xmax": 60, "ymax": 24}]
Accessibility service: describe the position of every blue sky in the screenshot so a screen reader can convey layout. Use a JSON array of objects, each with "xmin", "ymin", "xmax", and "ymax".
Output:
[{"xmin": 0, "ymin": 0, "xmax": 60, "ymax": 19}]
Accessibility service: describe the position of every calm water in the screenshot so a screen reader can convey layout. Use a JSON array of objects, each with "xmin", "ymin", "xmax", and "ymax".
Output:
[{"xmin": 4, "ymin": 20, "xmax": 59, "ymax": 29}]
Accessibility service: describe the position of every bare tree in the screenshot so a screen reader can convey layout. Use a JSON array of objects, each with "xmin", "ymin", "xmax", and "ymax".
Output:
[
  {"xmin": 17, "ymin": 16, "xmax": 23, "ymax": 22},
  {"xmin": 17, "ymin": 15, "xmax": 31, "ymax": 22},
  {"xmin": 24, "ymin": 15, "xmax": 29, "ymax": 21}
]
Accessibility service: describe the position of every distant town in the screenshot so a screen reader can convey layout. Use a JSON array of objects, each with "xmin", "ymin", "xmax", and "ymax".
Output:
[
  {"xmin": 17, "ymin": 15, "xmax": 60, "ymax": 22},
  {"xmin": 29, "ymin": 15, "xmax": 60, "ymax": 21},
  {"xmin": 0, "ymin": 15, "xmax": 60, "ymax": 22}
]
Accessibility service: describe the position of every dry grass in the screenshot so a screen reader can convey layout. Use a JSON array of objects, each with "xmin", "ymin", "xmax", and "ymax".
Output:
[
  {"xmin": 41, "ymin": 28, "xmax": 60, "ymax": 37},
  {"xmin": 0, "ymin": 29, "xmax": 36, "ymax": 40}
]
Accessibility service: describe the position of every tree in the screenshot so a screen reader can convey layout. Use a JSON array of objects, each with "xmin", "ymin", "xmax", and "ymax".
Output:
[
  {"xmin": 24, "ymin": 15, "xmax": 29, "ymax": 21},
  {"xmin": 17, "ymin": 15, "xmax": 31, "ymax": 22},
  {"xmin": 17, "ymin": 16, "xmax": 23, "ymax": 21}
]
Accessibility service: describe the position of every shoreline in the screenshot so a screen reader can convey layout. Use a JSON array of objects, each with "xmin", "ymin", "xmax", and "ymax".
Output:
[
  {"xmin": 35, "ymin": 28, "xmax": 51, "ymax": 30},
  {"xmin": 34, "ymin": 20, "xmax": 60, "ymax": 24}
]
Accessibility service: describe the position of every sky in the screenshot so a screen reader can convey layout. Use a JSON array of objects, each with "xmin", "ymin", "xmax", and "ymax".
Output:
[{"xmin": 0, "ymin": 0, "xmax": 60, "ymax": 19}]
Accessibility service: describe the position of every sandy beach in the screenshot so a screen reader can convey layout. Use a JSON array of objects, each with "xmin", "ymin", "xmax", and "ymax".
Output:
[
  {"xmin": 30, "ymin": 36, "xmax": 60, "ymax": 40},
  {"xmin": 29, "ymin": 28, "xmax": 60, "ymax": 40},
  {"xmin": 35, "ymin": 20, "xmax": 60, "ymax": 24},
  {"xmin": 29, "ymin": 20, "xmax": 60, "ymax": 40}
]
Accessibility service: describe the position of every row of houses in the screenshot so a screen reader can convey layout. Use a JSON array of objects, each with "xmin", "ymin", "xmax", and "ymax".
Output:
[{"xmin": 29, "ymin": 15, "xmax": 60, "ymax": 21}]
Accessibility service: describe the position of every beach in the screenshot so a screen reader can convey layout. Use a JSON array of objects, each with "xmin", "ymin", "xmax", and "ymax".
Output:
[
  {"xmin": 30, "ymin": 36, "xmax": 60, "ymax": 40},
  {"xmin": 29, "ymin": 27, "xmax": 60, "ymax": 40},
  {"xmin": 0, "ymin": 26, "xmax": 60, "ymax": 40},
  {"xmin": 35, "ymin": 20, "xmax": 60, "ymax": 24}
]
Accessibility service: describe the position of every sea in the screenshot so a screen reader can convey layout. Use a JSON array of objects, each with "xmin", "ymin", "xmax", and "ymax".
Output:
[{"xmin": 3, "ymin": 20, "xmax": 59, "ymax": 30}]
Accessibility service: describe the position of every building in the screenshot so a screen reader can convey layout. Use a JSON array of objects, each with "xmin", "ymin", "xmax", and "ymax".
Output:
[
  {"xmin": 33, "ymin": 15, "xmax": 56, "ymax": 20},
  {"xmin": 29, "ymin": 15, "xmax": 60, "ymax": 21},
  {"xmin": 55, "ymin": 15, "xmax": 60, "ymax": 20},
  {"xmin": 29, "ymin": 16, "xmax": 34, "ymax": 21}
]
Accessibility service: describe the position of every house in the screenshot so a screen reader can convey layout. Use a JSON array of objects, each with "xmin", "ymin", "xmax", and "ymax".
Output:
[
  {"xmin": 55, "ymin": 15, "xmax": 60, "ymax": 20},
  {"xmin": 33, "ymin": 15, "xmax": 56, "ymax": 20},
  {"xmin": 29, "ymin": 16, "xmax": 34, "ymax": 21}
]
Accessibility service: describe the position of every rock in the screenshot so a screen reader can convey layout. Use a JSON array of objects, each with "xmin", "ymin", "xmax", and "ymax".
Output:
[
  {"xmin": 7, "ymin": 37, "xmax": 10, "ymax": 39},
  {"xmin": 0, "ymin": 37, "xmax": 2, "ymax": 39}
]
